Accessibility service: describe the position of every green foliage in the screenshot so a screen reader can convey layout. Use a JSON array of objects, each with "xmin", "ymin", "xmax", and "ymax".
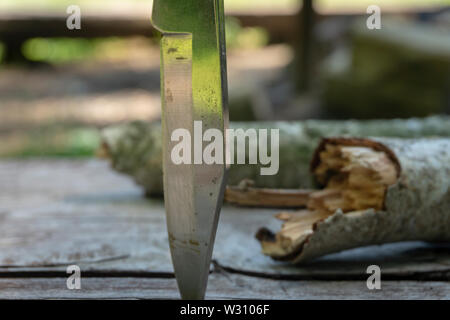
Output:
[
  {"xmin": 3, "ymin": 127, "xmax": 100, "ymax": 158},
  {"xmin": 23, "ymin": 38, "xmax": 90, "ymax": 63},
  {"xmin": 226, "ymin": 17, "xmax": 269, "ymax": 49},
  {"xmin": 22, "ymin": 37, "xmax": 119, "ymax": 63},
  {"xmin": 19, "ymin": 21, "xmax": 268, "ymax": 65}
]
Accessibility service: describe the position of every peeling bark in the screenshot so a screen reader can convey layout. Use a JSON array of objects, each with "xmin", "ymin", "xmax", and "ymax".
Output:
[{"xmin": 257, "ymin": 137, "xmax": 450, "ymax": 263}]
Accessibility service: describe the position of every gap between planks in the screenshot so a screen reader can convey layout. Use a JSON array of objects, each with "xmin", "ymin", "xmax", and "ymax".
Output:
[{"xmin": 0, "ymin": 261, "xmax": 449, "ymax": 281}]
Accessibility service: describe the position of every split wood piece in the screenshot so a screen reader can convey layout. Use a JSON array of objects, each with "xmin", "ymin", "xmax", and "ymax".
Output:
[
  {"xmin": 257, "ymin": 137, "xmax": 450, "ymax": 263},
  {"xmin": 225, "ymin": 179, "xmax": 312, "ymax": 208}
]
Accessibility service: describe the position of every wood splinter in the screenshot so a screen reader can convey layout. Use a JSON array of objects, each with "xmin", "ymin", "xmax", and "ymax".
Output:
[
  {"xmin": 256, "ymin": 137, "xmax": 450, "ymax": 263},
  {"xmin": 225, "ymin": 179, "xmax": 313, "ymax": 208}
]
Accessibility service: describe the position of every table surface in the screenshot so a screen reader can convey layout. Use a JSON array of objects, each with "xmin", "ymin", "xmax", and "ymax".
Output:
[{"xmin": 0, "ymin": 159, "xmax": 448, "ymax": 299}]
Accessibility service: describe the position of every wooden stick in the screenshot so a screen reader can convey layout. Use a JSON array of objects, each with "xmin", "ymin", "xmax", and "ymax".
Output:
[{"xmin": 225, "ymin": 185, "xmax": 312, "ymax": 208}]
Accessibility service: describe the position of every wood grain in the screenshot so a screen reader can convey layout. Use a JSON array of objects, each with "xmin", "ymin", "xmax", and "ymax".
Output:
[
  {"xmin": 0, "ymin": 275, "xmax": 448, "ymax": 300},
  {"xmin": 225, "ymin": 185, "xmax": 312, "ymax": 208},
  {"xmin": 0, "ymin": 160, "xmax": 448, "ymax": 282}
]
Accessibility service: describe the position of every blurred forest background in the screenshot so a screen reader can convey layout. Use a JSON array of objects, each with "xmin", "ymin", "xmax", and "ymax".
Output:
[{"xmin": 0, "ymin": 0, "xmax": 449, "ymax": 157}]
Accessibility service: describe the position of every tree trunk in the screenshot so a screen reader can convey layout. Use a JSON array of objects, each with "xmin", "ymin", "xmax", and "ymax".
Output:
[{"xmin": 99, "ymin": 116, "xmax": 450, "ymax": 196}]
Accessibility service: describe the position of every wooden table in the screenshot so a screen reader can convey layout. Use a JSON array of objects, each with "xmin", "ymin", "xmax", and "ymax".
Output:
[{"xmin": 0, "ymin": 159, "xmax": 448, "ymax": 299}]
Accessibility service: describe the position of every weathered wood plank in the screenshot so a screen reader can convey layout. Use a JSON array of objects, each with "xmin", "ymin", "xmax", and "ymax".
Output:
[
  {"xmin": 0, "ymin": 160, "xmax": 449, "ymax": 280},
  {"xmin": 0, "ymin": 274, "xmax": 448, "ymax": 300}
]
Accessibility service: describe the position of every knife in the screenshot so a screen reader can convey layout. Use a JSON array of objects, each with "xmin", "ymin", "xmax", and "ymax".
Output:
[{"xmin": 151, "ymin": 0, "xmax": 229, "ymax": 299}]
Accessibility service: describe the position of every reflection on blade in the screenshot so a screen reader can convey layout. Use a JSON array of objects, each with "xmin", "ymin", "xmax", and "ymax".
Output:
[{"xmin": 152, "ymin": 0, "xmax": 228, "ymax": 299}]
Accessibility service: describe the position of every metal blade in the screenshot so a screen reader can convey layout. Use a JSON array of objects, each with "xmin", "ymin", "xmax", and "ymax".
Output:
[{"xmin": 152, "ymin": 0, "xmax": 228, "ymax": 300}]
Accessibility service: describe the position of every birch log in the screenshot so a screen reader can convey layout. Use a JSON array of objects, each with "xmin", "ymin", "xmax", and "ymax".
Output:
[
  {"xmin": 99, "ymin": 116, "xmax": 450, "ymax": 196},
  {"xmin": 256, "ymin": 137, "xmax": 450, "ymax": 263}
]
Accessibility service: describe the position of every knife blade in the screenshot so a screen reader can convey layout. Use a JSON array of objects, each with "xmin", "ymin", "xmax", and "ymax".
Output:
[{"xmin": 151, "ymin": 0, "xmax": 228, "ymax": 300}]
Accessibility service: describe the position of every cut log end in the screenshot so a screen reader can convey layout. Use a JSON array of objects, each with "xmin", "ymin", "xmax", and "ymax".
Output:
[{"xmin": 258, "ymin": 138, "xmax": 400, "ymax": 261}]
